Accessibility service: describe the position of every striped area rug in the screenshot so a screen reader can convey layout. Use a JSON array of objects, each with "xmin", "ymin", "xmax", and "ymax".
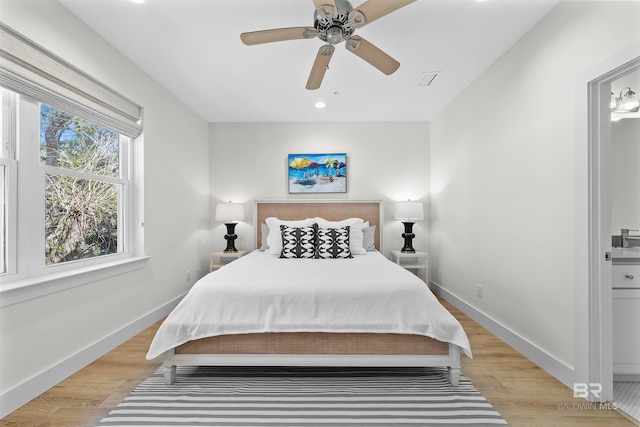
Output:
[{"xmin": 97, "ymin": 366, "xmax": 508, "ymax": 426}]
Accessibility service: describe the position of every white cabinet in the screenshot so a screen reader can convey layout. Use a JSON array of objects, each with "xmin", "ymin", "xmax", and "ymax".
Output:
[
  {"xmin": 612, "ymin": 264, "xmax": 640, "ymax": 288},
  {"xmin": 612, "ymin": 288, "xmax": 640, "ymax": 379}
]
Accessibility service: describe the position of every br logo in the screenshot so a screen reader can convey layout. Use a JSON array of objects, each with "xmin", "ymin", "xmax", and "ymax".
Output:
[{"xmin": 573, "ymin": 383, "xmax": 602, "ymax": 399}]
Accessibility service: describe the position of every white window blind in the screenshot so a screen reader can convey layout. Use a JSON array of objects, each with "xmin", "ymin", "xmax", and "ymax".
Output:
[{"xmin": 0, "ymin": 23, "xmax": 142, "ymax": 138}]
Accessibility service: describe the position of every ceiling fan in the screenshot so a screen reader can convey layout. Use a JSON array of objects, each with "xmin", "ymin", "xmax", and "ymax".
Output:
[{"xmin": 240, "ymin": 0, "xmax": 416, "ymax": 90}]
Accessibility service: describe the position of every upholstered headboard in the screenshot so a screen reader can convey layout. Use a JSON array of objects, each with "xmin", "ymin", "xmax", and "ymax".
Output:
[{"xmin": 256, "ymin": 200, "xmax": 382, "ymax": 251}]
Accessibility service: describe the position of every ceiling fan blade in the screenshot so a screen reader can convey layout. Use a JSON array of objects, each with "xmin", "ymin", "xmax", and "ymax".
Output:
[
  {"xmin": 346, "ymin": 36, "xmax": 399, "ymax": 75},
  {"xmin": 349, "ymin": 0, "xmax": 416, "ymax": 27},
  {"xmin": 306, "ymin": 45, "xmax": 335, "ymax": 90},
  {"xmin": 240, "ymin": 27, "xmax": 316, "ymax": 46},
  {"xmin": 313, "ymin": 0, "xmax": 336, "ymax": 9},
  {"xmin": 313, "ymin": 0, "xmax": 338, "ymax": 19}
]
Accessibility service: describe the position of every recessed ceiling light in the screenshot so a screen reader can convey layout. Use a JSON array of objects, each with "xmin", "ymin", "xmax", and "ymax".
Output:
[
  {"xmin": 130, "ymin": 0, "xmax": 145, "ymax": 4},
  {"xmin": 315, "ymin": 101, "xmax": 326, "ymax": 109}
]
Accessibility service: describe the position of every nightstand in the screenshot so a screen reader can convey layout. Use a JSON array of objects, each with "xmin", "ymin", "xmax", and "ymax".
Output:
[
  {"xmin": 210, "ymin": 249, "xmax": 248, "ymax": 272},
  {"xmin": 390, "ymin": 250, "xmax": 429, "ymax": 283}
]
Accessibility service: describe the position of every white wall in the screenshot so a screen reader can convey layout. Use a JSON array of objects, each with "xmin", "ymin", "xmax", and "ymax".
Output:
[
  {"xmin": 430, "ymin": 0, "xmax": 640, "ymax": 381},
  {"xmin": 209, "ymin": 122, "xmax": 430, "ymax": 258},
  {"xmin": 612, "ymin": 119, "xmax": 640, "ymax": 234},
  {"xmin": 0, "ymin": 0, "xmax": 210, "ymax": 414}
]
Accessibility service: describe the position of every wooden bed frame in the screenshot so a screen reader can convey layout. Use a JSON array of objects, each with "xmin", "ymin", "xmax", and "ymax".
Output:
[{"xmin": 163, "ymin": 200, "xmax": 462, "ymax": 385}]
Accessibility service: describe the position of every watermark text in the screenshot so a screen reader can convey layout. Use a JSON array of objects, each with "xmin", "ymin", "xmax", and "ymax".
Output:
[
  {"xmin": 558, "ymin": 402, "xmax": 618, "ymax": 411},
  {"xmin": 557, "ymin": 383, "xmax": 618, "ymax": 411}
]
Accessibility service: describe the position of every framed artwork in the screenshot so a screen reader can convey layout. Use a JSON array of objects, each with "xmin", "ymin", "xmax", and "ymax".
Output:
[{"xmin": 288, "ymin": 153, "xmax": 347, "ymax": 194}]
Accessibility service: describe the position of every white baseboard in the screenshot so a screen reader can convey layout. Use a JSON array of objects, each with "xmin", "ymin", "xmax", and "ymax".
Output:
[
  {"xmin": 430, "ymin": 281, "xmax": 575, "ymax": 389},
  {"xmin": 0, "ymin": 294, "xmax": 184, "ymax": 419}
]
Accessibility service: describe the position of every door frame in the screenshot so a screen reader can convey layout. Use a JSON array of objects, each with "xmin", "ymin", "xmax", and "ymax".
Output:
[{"xmin": 575, "ymin": 42, "xmax": 640, "ymax": 403}]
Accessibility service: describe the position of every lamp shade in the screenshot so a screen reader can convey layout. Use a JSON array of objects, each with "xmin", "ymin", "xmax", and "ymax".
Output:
[
  {"xmin": 394, "ymin": 201, "xmax": 424, "ymax": 221},
  {"xmin": 215, "ymin": 202, "xmax": 245, "ymax": 222}
]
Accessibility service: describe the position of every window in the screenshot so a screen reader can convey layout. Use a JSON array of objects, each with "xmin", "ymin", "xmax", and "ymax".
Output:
[
  {"xmin": 0, "ymin": 23, "xmax": 145, "ymax": 306},
  {"xmin": 41, "ymin": 104, "xmax": 127, "ymax": 265},
  {"xmin": 0, "ymin": 164, "xmax": 6, "ymax": 275},
  {"xmin": 1, "ymin": 88, "xmax": 140, "ymax": 279},
  {"xmin": 0, "ymin": 88, "xmax": 16, "ymax": 276}
]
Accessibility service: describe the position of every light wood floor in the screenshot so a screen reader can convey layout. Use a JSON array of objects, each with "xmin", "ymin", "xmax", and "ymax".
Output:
[{"xmin": 1, "ymin": 299, "xmax": 637, "ymax": 427}]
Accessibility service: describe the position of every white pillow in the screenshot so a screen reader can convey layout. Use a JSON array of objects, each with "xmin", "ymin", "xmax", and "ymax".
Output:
[
  {"xmin": 259, "ymin": 223, "xmax": 269, "ymax": 251},
  {"xmin": 362, "ymin": 224, "xmax": 376, "ymax": 251},
  {"xmin": 310, "ymin": 217, "xmax": 367, "ymax": 255},
  {"xmin": 265, "ymin": 217, "xmax": 316, "ymax": 255}
]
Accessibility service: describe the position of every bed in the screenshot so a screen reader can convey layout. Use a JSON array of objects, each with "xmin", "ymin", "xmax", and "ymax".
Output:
[{"xmin": 147, "ymin": 201, "xmax": 471, "ymax": 385}]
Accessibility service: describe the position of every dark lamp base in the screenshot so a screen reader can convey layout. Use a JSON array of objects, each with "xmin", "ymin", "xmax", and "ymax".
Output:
[
  {"xmin": 223, "ymin": 222, "xmax": 238, "ymax": 253},
  {"xmin": 401, "ymin": 221, "xmax": 416, "ymax": 253}
]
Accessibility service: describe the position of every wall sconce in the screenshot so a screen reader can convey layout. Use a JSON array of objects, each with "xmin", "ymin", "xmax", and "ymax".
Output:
[
  {"xmin": 394, "ymin": 200, "xmax": 424, "ymax": 253},
  {"xmin": 215, "ymin": 201, "xmax": 245, "ymax": 252},
  {"xmin": 611, "ymin": 87, "xmax": 640, "ymax": 113}
]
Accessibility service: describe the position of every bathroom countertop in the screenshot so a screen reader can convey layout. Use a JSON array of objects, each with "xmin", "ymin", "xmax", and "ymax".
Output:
[
  {"xmin": 612, "ymin": 247, "xmax": 640, "ymax": 264},
  {"xmin": 613, "ymin": 258, "xmax": 640, "ymax": 265}
]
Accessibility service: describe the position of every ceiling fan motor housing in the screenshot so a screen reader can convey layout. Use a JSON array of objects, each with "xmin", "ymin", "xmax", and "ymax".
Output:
[{"xmin": 314, "ymin": 3, "xmax": 363, "ymax": 46}]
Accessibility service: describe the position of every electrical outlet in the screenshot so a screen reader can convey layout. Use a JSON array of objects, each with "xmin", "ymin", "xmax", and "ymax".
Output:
[
  {"xmin": 186, "ymin": 270, "xmax": 191, "ymax": 282},
  {"xmin": 476, "ymin": 284, "xmax": 483, "ymax": 298}
]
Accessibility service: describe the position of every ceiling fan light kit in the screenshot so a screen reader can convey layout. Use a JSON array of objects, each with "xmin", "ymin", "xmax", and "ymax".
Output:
[{"xmin": 240, "ymin": 0, "xmax": 416, "ymax": 90}]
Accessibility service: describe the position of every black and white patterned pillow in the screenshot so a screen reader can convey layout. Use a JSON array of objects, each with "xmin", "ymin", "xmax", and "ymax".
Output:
[
  {"xmin": 317, "ymin": 226, "xmax": 352, "ymax": 259},
  {"xmin": 280, "ymin": 224, "xmax": 317, "ymax": 259}
]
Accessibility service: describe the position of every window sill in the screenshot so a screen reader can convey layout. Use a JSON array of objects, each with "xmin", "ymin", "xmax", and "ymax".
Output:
[{"xmin": 0, "ymin": 256, "xmax": 151, "ymax": 308}]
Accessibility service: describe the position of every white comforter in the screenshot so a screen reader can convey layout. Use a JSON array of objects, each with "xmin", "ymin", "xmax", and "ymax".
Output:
[{"xmin": 146, "ymin": 250, "xmax": 472, "ymax": 359}]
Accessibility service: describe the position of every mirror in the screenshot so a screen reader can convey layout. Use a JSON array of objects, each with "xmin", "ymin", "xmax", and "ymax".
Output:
[{"xmin": 611, "ymin": 68, "xmax": 640, "ymax": 242}]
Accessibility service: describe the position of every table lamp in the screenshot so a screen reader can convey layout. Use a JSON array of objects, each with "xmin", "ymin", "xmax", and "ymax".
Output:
[
  {"xmin": 394, "ymin": 200, "xmax": 424, "ymax": 253},
  {"xmin": 215, "ymin": 202, "xmax": 245, "ymax": 252}
]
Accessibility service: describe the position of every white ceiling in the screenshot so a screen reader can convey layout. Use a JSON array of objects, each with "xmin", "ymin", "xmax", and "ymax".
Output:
[{"xmin": 58, "ymin": 0, "xmax": 560, "ymax": 123}]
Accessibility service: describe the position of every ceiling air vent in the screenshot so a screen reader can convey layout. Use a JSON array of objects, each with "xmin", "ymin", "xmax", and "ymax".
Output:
[{"xmin": 418, "ymin": 72, "xmax": 440, "ymax": 87}]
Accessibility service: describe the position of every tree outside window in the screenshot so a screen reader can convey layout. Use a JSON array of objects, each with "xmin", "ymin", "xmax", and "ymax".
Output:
[{"xmin": 40, "ymin": 105, "xmax": 123, "ymax": 265}]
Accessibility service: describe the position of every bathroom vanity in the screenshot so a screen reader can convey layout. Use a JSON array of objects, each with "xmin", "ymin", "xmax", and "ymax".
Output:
[{"xmin": 612, "ymin": 248, "xmax": 640, "ymax": 381}]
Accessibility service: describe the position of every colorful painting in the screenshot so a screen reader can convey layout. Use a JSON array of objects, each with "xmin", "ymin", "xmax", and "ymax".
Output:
[{"xmin": 288, "ymin": 153, "xmax": 347, "ymax": 194}]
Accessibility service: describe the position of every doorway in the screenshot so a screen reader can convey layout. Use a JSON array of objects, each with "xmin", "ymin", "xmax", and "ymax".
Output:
[
  {"xmin": 610, "ymin": 70, "xmax": 640, "ymax": 420},
  {"xmin": 575, "ymin": 44, "xmax": 640, "ymax": 404}
]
